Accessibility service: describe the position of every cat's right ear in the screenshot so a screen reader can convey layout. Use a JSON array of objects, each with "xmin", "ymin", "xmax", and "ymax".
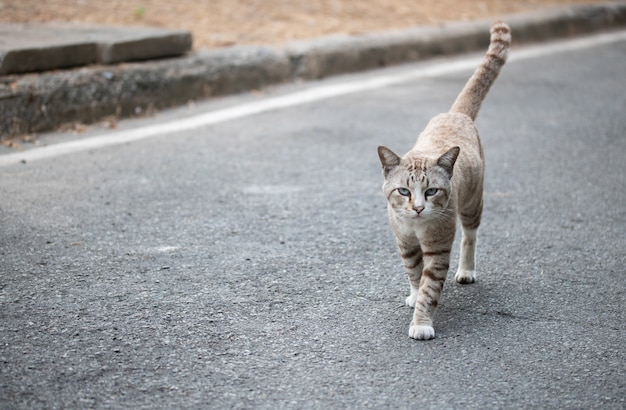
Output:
[
  {"xmin": 377, "ymin": 146, "xmax": 401, "ymax": 178},
  {"xmin": 436, "ymin": 146, "xmax": 460, "ymax": 178}
]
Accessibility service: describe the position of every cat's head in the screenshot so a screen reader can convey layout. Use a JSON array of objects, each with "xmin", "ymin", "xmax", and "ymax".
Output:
[{"xmin": 377, "ymin": 146, "xmax": 460, "ymax": 222}]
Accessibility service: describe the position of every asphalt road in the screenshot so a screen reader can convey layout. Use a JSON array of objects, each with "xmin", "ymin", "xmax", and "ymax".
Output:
[{"xmin": 1, "ymin": 32, "xmax": 625, "ymax": 409}]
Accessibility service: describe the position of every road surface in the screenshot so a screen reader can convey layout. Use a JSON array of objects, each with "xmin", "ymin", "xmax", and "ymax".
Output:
[{"xmin": 1, "ymin": 31, "xmax": 625, "ymax": 409}]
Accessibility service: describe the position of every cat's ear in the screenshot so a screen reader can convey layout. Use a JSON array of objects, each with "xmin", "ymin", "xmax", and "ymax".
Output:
[
  {"xmin": 377, "ymin": 146, "xmax": 401, "ymax": 177},
  {"xmin": 436, "ymin": 146, "xmax": 460, "ymax": 178}
]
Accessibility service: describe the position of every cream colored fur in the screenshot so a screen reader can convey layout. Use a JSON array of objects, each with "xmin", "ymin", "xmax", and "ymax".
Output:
[{"xmin": 377, "ymin": 22, "xmax": 511, "ymax": 340}]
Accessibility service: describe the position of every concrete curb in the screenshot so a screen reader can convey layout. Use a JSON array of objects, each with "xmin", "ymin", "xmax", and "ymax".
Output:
[
  {"xmin": 0, "ymin": 24, "xmax": 192, "ymax": 75},
  {"xmin": 1, "ymin": 2, "xmax": 625, "ymax": 139}
]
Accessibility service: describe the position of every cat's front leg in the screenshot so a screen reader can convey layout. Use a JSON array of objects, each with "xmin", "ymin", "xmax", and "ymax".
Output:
[
  {"xmin": 408, "ymin": 246, "xmax": 450, "ymax": 340},
  {"xmin": 394, "ymin": 234, "xmax": 423, "ymax": 308}
]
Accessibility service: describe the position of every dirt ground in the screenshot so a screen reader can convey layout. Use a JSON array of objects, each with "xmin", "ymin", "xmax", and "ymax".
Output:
[{"xmin": 0, "ymin": 0, "xmax": 608, "ymax": 49}]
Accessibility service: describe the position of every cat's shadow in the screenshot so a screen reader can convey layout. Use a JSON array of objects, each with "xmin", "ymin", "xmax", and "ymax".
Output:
[{"xmin": 430, "ymin": 277, "xmax": 508, "ymax": 338}]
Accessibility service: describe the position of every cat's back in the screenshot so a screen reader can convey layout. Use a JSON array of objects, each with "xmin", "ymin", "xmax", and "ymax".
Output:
[{"xmin": 414, "ymin": 113, "xmax": 483, "ymax": 162}]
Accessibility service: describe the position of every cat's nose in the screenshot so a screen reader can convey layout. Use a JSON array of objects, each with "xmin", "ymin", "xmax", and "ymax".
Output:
[{"xmin": 413, "ymin": 205, "xmax": 425, "ymax": 214}]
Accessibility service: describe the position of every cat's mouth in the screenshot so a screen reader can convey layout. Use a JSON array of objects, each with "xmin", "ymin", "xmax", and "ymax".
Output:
[{"xmin": 404, "ymin": 211, "xmax": 425, "ymax": 220}]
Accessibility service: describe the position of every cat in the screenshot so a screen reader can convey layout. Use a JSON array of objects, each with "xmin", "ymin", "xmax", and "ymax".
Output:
[{"xmin": 377, "ymin": 21, "xmax": 511, "ymax": 340}]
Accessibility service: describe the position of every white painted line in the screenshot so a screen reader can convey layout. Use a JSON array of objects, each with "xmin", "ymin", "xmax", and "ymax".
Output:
[{"xmin": 1, "ymin": 29, "xmax": 625, "ymax": 168}]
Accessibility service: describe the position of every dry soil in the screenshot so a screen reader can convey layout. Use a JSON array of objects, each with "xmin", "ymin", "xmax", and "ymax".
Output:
[{"xmin": 0, "ymin": 0, "xmax": 609, "ymax": 49}]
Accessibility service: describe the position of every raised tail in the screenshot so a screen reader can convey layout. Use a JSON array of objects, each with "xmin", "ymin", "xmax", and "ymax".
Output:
[{"xmin": 450, "ymin": 21, "xmax": 511, "ymax": 120}]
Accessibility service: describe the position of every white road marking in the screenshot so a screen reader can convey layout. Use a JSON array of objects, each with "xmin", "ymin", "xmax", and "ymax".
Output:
[
  {"xmin": 243, "ymin": 185, "xmax": 305, "ymax": 194},
  {"xmin": 1, "ymin": 29, "xmax": 625, "ymax": 168}
]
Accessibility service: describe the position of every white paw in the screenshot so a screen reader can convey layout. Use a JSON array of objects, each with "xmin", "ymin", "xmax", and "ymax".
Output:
[
  {"xmin": 409, "ymin": 325, "xmax": 435, "ymax": 340},
  {"xmin": 405, "ymin": 289, "xmax": 418, "ymax": 308},
  {"xmin": 455, "ymin": 269, "xmax": 476, "ymax": 284}
]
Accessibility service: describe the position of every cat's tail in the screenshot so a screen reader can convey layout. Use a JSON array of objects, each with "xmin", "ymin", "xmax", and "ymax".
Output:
[{"xmin": 449, "ymin": 21, "xmax": 511, "ymax": 120}]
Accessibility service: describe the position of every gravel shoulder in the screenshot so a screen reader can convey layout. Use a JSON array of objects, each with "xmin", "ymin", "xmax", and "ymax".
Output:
[{"xmin": 0, "ymin": 0, "xmax": 609, "ymax": 49}]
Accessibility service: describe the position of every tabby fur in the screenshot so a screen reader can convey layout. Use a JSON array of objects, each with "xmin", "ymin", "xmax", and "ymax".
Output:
[{"xmin": 377, "ymin": 22, "xmax": 511, "ymax": 340}]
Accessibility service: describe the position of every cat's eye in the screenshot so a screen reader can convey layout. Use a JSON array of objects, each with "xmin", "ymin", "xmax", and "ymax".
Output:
[
  {"xmin": 424, "ymin": 188, "xmax": 438, "ymax": 198},
  {"xmin": 397, "ymin": 187, "xmax": 411, "ymax": 197}
]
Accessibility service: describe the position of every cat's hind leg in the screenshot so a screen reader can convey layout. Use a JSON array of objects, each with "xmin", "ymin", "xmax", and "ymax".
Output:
[
  {"xmin": 455, "ymin": 226, "xmax": 477, "ymax": 284},
  {"xmin": 456, "ymin": 196, "xmax": 482, "ymax": 284}
]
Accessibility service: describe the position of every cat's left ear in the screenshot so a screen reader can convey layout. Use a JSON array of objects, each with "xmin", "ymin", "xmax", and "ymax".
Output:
[
  {"xmin": 436, "ymin": 146, "xmax": 460, "ymax": 178},
  {"xmin": 378, "ymin": 146, "xmax": 401, "ymax": 178}
]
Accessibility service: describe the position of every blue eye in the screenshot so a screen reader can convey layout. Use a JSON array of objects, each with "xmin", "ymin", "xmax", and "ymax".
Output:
[
  {"xmin": 425, "ymin": 188, "xmax": 438, "ymax": 197},
  {"xmin": 397, "ymin": 187, "xmax": 411, "ymax": 197}
]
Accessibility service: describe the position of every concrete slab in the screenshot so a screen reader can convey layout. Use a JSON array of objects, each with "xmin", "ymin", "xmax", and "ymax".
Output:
[{"xmin": 0, "ymin": 23, "xmax": 192, "ymax": 75}]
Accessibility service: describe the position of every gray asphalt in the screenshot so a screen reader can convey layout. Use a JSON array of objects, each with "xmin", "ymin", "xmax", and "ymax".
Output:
[{"xmin": 1, "ymin": 34, "xmax": 625, "ymax": 409}]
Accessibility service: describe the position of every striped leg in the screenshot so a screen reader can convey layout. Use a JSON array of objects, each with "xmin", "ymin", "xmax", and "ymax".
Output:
[
  {"xmin": 408, "ymin": 246, "xmax": 451, "ymax": 340},
  {"xmin": 397, "ymin": 241, "xmax": 423, "ymax": 308}
]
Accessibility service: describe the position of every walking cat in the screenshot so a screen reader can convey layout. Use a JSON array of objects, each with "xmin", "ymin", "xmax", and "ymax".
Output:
[{"xmin": 377, "ymin": 22, "xmax": 511, "ymax": 340}]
